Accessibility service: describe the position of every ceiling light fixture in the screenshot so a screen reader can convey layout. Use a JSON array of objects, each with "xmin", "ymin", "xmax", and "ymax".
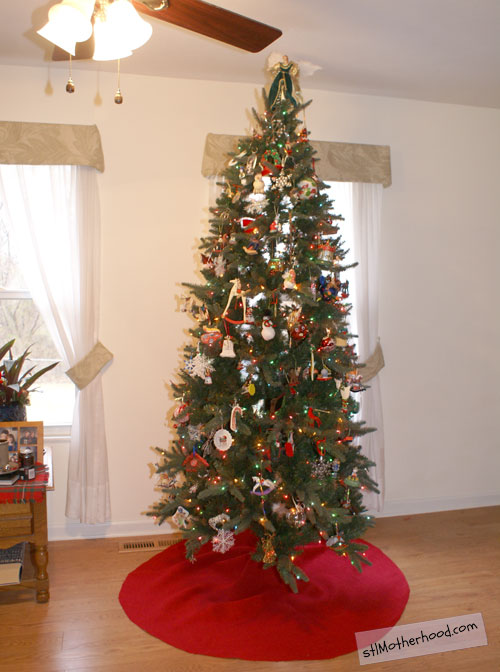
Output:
[
  {"xmin": 37, "ymin": 0, "xmax": 96, "ymax": 56},
  {"xmin": 37, "ymin": 0, "xmax": 153, "ymax": 103}
]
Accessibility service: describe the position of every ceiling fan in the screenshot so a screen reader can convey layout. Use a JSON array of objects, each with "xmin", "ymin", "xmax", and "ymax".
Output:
[{"xmin": 48, "ymin": 0, "xmax": 282, "ymax": 61}]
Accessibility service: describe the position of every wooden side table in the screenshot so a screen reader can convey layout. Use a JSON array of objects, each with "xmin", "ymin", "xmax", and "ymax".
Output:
[{"xmin": 0, "ymin": 468, "xmax": 49, "ymax": 603}]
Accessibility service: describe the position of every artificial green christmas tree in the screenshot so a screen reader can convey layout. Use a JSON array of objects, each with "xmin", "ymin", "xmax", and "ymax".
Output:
[{"xmin": 149, "ymin": 56, "xmax": 378, "ymax": 592}]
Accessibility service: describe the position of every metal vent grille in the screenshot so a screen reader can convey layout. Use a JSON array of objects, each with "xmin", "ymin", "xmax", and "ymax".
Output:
[{"xmin": 118, "ymin": 534, "xmax": 182, "ymax": 553}]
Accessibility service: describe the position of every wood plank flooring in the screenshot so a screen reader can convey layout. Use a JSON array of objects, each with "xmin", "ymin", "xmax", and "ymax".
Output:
[{"xmin": 0, "ymin": 506, "xmax": 498, "ymax": 672}]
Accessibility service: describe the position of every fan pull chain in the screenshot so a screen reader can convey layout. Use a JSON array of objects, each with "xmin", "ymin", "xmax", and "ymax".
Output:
[
  {"xmin": 114, "ymin": 59, "xmax": 123, "ymax": 104},
  {"xmin": 66, "ymin": 54, "xmax": 75, "ymax": 94}
]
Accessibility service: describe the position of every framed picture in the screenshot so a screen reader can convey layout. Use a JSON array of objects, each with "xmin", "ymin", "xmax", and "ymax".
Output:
[{"xmin": 0, "ymin": 420, "xmax": 43, "ymax": 470}]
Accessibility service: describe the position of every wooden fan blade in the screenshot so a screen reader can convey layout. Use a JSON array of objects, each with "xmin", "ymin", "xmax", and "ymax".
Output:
[
  {"xmin": 52, "ymin": 35, "xmax": 95, "ymax": 61},
  {"xmin": 133, "ymin": 0, "xmax": 282, "ymax": 53}
]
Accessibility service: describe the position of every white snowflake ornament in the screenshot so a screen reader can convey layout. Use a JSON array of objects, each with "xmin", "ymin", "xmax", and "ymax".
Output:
[
  {"xmin": 212, "ymin": 528, "xmax": 235, "ymax": 554},
  {"xmin": 187, "ymin": 353, "xmax": 214, "ymax": 380}
]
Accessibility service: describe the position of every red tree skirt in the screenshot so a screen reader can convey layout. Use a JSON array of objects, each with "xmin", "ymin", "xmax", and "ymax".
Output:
[{"xmin": 119, "ymin": 531, "xmax": 409, "ymax": 661}]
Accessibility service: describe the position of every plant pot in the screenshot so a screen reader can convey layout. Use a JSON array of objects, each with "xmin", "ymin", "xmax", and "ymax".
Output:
[{"xmin": 0, "ymin": 403, "xmax": 27, "ymax": 422}]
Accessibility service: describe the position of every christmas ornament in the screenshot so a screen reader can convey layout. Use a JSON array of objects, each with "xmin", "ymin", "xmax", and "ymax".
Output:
[
  {"xmin": 269, "ymin": 220, "xmax": 281, "ymax": 232},
  {"xmin": 172, "ymin": 506, "xmax": 190, "ymax": 529},
  {"xmin": 307, "ymin": 407, "xmax": 321, "ymax": 427},
  {"xmin": 212, "ymin": 528, "xmax": 235, "ymax": 554},
  {"xmin": 297, "ymin": 178, "xmax": 318, "ymax": 200},
  {"xmin": 213, "ymin": 255, "xmax": 226, "ymax": 277},
  {"xmin": 286, "ymin": 500, "xmax": 306, "ymax": 528},
  {"xmin": 187, "ymin": 424, "xmax": 203, "ymax": 441},
  {"xmin": 182, "ymin": 452, "xmax": 209, "ymax": 472},
  {"xmin": 347, "ymin": 373, "xmax": 366, "ymax": 392},
  {"xmin": 201, "ymin": 252, "xmax": 214, "ymax": 270},
  {"xmin": 282, "ymin": 268, "xmax": 296, "ymax": 289},
  {"xmin": 180, "ymin": 294, "xmax": 194, "ymax": 313},
  {"xmin": 311, "ymin": 456, "xmax": 332, "ymax": 479},
  {"xmin": 243, "ymin": 239, "xmax": 260, "ymax": 255},
  {"xmin": 340, "ymin": 384, "xmax": 351, "ymax": 408},
  {"xmin": 269, "ymin": 258, "xmax": 284, "ymax": 273},
  {"xmin": 318, "ymin": 274, "xmax": 340, "ymax": 301},
  {"xmin": 260, "ymin": 148, "xmax": 282, "ymax": 175},
  {"xmin": 331, "ymin": 458, "xmax": 341, "ymax": 478},
  {"xmin": 317, "ymin": 335, "xmax": 336, "ymax": 353},
  {"xmin": 213, "ymin": 428, "xmax": 233, "ymax": 452},
  {"xmin": 222, "ymin": 278, "xmax": 247, "ymax": 324},
  {"xmin": 251, "ymin": 476, "xmax": 276, "ymax": 495},
  {"xmin": 272, "ymin": 168, "xmax": 293, "ymax": 191},
  {"xmin": 317, "ymin": 242, "xmax": 336, "ymax": 263},
  {"xmin": 326, "ymin": 534, "xmax": 346, "ymax": 549},
  {"xmin": 298, "ymin": 128, "xmax": 309, "ymax": 143},
  {"xmin": 267, "ymin": 54, "xmax": 300, "ymax": 109},
  {"xmin": 246, "ymin": 154, "xmax": 258, "ymax": 174},
  {"xmin": 208, "ymin": 513, "xmax": 229, "ymax": 529},
  {"xmin": 262, "ymin": 534, "xmax": 277, "ymax": 563},
  {"xmin": 200, "ymin": 327, "xmax": 223, "ymax": 350},
  {"xmin": 209, "ymin": 513, "xmax": 235, "ymax": 554},
  {"xmin": 252, "ymin": 172, "xmax": 266, "ymax": 194},
  {"xmin": 186, "ymin": 353, "xmax": 215, "ymax": 381},
  {"xmin": 344, "ymin": 468, "xmax": 360, "ymax": 488},
  {"xmin": 284, "ymin": 431, "xmax": 294, "ymax": 457},
  {"xmin": 230, "ymin": 403, "xmax": 243, "ymax": 431},
  {"xmin": 290, "ymin": 323, "xmax": 308, "ymax": 342},
  {"xmin": 261, "ymin": 316, "xmax": 276, "ymax": 341},
  {"xmin": 245, "ymin": 306, "xmax": 255, "ymax": 324},
  {"xmin": 173, "ymin": 403, "xmax": 190, "ymax": 427},
  {"xmin": 317, "ymin": 367, "xmax": 332, "ymax": 381},
  {"xmin": 245, "ymin": 193, "xmax": 269, "ymax": 215},
  {"xmin": 315, "ymin": 438, "xmax": 327, "ymax": 455},
  {"xmin": 220, "ymin": 337, "xmax": 236, "ymax": 358},
  {"xmin": 271, "ymin": 502, "xmax": 288, "ymax": 517},
  {"xmin": 239, "ymin": 217, "xmax": 258, "ymax": 234},
  {"xmin": 244, "ymin": 380, "xmax": 256, "ymax": 396}
]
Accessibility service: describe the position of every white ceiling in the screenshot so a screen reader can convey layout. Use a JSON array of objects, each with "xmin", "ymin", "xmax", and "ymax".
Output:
[{"xmin": 1, "ymin": 0, "xmax": 499, "ymax": 109}]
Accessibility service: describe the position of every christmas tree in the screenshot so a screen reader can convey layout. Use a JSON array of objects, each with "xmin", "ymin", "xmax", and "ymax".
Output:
[{"xmin": 149, "ymin": 56, "xmax": 378, "ymax": 592}]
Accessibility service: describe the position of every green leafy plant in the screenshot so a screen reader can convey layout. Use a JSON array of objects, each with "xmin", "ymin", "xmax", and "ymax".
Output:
[{"xmin": 0, "ymin": 338, "xmax": 59, "ymax": 407}]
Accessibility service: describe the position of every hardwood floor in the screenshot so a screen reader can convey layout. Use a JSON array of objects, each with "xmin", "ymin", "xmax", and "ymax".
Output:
[{"xmin": 0, "ymin": 506, "xmax": 498, "ymax": 672}]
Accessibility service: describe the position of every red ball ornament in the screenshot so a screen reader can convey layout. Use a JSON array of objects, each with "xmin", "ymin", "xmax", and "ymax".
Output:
[{"xmin": 291, "ymin": 323, "xmax": 308, "ymax": 342}]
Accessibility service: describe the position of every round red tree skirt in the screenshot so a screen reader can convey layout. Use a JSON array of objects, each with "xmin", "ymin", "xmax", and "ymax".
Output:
[{"xmin": 119, "ymin": 531, "xmax": 409, "ymax": 661}]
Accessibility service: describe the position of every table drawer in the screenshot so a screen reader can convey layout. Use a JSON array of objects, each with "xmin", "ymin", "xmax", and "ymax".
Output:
[{"xmin": 0, "ymin": 503, "xmax": 33, "ymax": 537}]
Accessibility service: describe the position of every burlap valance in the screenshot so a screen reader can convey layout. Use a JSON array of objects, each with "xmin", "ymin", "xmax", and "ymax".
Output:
[
  {"xmin": 0, "ymin": 121, "xmax": 104, "ymax": 172},
  {"xmin": 202, "ymin": 133, "xmax": 391, "ymax": 188}
]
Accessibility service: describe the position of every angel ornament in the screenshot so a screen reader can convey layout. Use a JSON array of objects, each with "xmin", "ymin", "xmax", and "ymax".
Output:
[
  {"xmin": 267, "ymin": 53, "xmax": 321, "ymax": 109},
  {"xmin": 268, "ymin": 55, "xmax": 300, "ymax": 108}
]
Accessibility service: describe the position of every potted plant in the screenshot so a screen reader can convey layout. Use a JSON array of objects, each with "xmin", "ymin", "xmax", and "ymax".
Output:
[{"xmin": 0, "ymin": 338, "xmax": 59, "ymax": 422}]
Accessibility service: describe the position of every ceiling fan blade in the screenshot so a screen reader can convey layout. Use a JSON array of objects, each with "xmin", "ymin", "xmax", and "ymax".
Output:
[
  {"xmin": 133, "ymin": 0, "xmax": 282, "ymax": 53},
  {"xmin": 52, "ymin": 35, "xmax": 95, "ymax": 61}
]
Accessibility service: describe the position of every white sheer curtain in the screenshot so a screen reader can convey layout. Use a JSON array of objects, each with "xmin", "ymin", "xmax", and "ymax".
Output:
[
  {"xmin": 351, "ymin": 182, "xmax": 384, "ymax": 512},
  {"xmin": 0, "ymin": 164, "xmax": 111, "ymax": 524}
]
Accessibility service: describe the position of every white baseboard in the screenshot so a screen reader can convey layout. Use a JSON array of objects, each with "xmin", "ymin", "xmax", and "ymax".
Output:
[
  {"xmin": 371, "ymin": 493, "xmax": 500, "ymax": 518},
  {"xmin": 48, "ymin": 518, "xmax": 174, "ymax": 541},
  {"xmin": 48, "ymin": 494, "xmax": 500, "ymax": 541}
]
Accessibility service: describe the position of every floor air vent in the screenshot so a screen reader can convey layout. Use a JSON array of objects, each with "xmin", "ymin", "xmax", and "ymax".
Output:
[{"xmin": 118, "ymin": 534, "xmax": 182, "ymax": 553}]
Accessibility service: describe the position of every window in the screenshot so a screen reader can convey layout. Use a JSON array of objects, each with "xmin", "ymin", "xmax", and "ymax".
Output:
[
  {"xmin": 326, "ymin": 182, "xmax": 357, "ymax": 338},
  {"xmin": 0, "ymin": 203, "xmax": 74, "ymax": 426}
]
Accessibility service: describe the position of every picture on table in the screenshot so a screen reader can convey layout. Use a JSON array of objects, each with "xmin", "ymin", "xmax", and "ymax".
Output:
[{"xmin": 0, "ymin": 421, "xmax": 43, "ymax": 467}]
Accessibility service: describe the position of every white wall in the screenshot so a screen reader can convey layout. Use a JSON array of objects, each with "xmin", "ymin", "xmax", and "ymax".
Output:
[{"xmin": 1, "ymin": 64, "xmax": 499, "ymax": 538}]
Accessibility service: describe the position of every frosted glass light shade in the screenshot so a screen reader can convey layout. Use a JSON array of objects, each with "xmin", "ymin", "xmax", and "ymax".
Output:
[
  {"xmin": 37, "ymin": 0, "xmax": 95, "ymax": 55},
  {"xmin": 93, "ymin": 0, "xmax": 152, "ymax": 61}
]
